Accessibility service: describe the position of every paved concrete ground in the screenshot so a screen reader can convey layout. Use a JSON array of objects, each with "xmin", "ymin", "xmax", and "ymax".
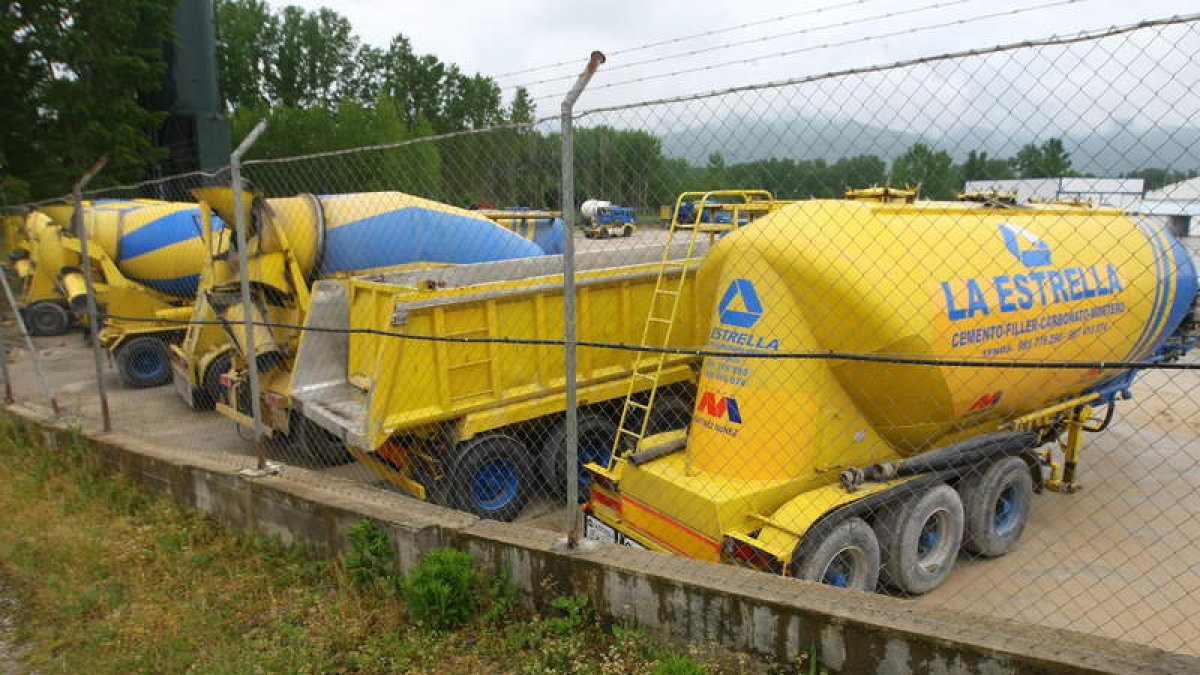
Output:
[{"xmin": 3, "ymin": 230, "xmax": 1197, "ymax": 657}]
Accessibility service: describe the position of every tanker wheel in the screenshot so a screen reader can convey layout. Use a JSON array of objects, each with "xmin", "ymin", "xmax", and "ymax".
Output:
[
  {"xmin": 541, "ymin": 411, "xmax": 617, "ymax": 500},
  {"xmin": 873, "ymin": 484, "xmax": 964, "ymax": 595},
  {"xmin": 959, "ymin": 456, "xmax": 1033, "ymax": 557},
  {"xmin": 621, "ymin": 224, "xmax": 634, "ymax": 237},
  {"xmin": 115, "ymin": 336, "xmax": 172, "ymax": 388},
  {"xmin": 452, "ymin": 434, "xmax": 532, "ymax": 522},
  {"xmin": 24, "ymin": 301, "xmax": 70, "ymax": 336},
  {"xmin": 194, "ymin": 351, "xmax": 234, "ymax": 411},
  {"xmin": 792, "ymin": 517, "xmax": 880, "ymax": 591}
]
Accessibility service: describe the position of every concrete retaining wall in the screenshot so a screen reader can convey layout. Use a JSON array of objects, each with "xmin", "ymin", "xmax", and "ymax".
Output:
[{"xmin": 6, "ymin": 405, "xmax": 1196, "ymax": 675}]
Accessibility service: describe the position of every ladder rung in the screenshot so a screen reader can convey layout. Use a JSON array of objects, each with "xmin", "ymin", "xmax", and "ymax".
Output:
[
  {"xmin": 654, "ymin": 289, "xmax": 680, "ymax": 296},
  {"xmin": 623, "ymin": 400, "xmax": 650, "ymax": 411},
  {"xmin": 617, "ymin": 428, "xmax": 642, "ymax": 437},
  {"xmin": 647, "ymin": 317, "xmax": 673, "ymax": 324},
  {"xmin": 631, "ymin": 371, "xmax": 658, "ymax": 380}
]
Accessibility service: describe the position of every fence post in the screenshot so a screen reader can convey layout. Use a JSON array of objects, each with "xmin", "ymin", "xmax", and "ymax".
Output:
[
  {"xmin": 0, "ymin": 270, "xmax": 57, "ymax": 415},
  {"xmin": 231, "ymin": 120, "xmax": 269, "ymax": 471},
  {"xmin": 73, "ymin": 158, "xmax": 111, "ymax": 431},
  {"xmin": 560, "ymin": 51, "xmax": 606, "ymax": 546}
]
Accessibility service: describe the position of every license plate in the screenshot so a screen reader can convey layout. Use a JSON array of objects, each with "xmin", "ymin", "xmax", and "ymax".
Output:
[{"xmin": 584, "ymin": 515, "xmax": 648, "ymax": 550}]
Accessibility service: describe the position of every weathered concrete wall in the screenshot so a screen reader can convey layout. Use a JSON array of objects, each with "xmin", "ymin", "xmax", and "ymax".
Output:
[{"xmin": 6, "ymin": 405, "xmax": 1196, "ymax": 675}]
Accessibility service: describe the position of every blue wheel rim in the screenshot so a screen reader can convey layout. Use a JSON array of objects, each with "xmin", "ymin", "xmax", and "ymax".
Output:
[
  {"xmin": 821, "ymin": 549, "xmax": 860, "ymax": 588},
  {"xmin": 918, "ymin": 519, "xmax": 940, "ymax": 557},
  {"xmin": 993, "ymin": 485, "xmax": 1020, "ymax": 535},
  {"xmin": 473, "ymin": 458, "xmax": 519, "ymax": 512},
  {"xmin": 576, "ymin": 435, "xmax": 612, "ymax": 493},
  {"xmin": 132, "ymin": 348, "xmax": 165, "ymax": 380}
]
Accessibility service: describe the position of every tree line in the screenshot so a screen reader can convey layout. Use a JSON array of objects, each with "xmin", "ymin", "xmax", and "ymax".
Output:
[{"xmin": 2, "ymin": 1, "xmax": 1196, "ymax": 205}]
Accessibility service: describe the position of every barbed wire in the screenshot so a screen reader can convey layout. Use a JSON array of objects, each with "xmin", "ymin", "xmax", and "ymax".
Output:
[
  {"xmin": 533, "ymin": 0, "xmax": 1102, "ymax": 102},
  {"xmin": 495, "ymin": 0, "xmax": 877, "ymax": 80},
  {"xmin": 571, "ymin": 11, "xmax": 1200, "ymax": 115},
  {"xmin": 505, "ymin": 0, "xmax": 985, "ymax": 91}
]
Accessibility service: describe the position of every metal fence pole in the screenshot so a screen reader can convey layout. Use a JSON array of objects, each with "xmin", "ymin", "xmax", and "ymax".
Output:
[
  {"xmin": 561, "ymin": 51, "xmax": 605, "ymax": 545},
  {"xmin": 0, "ymin": 270, "xmax": 57, "ymax": 415},
  {"xmin": 73, "ymin": 158, "xmax": 111, "ymax": 431},
  {"xmin": 0, "ymin": 310, "xmax": 12, "ymax": 405},
  {"xmin": 232, "ymin": 120, "xmax": 269, "ymax": 470}
]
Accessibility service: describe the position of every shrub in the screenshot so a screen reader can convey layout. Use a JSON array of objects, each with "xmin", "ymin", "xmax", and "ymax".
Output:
[
  {"xmin": 345, "ymin": 519, "xmax": 398, "ymax": 589},
  {"xmin": 401, "ymin": 548, "xmax": 479, "ymax": 629}
]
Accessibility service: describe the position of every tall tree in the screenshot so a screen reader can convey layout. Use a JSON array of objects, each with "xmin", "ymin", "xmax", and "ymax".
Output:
[
  {"xmin": 1, "ymin": 0, "xmax": 175, "ymax": 198},
  {"xmin": 891, "ymin": 143, "xmax": 955, "ymax": 199},
  {"xmin": 961, "ymin": 150, "xmax": 1014, "ymax": 182},
  {"xmin": 1013, "ymin": 138, "xmax": 1073, "ymax": 178},
  {"xmin": 214, "ymin": 0, "xmax": 277, "ymax": 110}
]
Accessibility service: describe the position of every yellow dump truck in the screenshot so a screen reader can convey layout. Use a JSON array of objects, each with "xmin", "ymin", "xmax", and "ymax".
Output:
[
  {"xmin": 286, "ymin": 246, "xmax": 706, "ymax": 520},
  {"xmin": 585, "ymin": 198, "xmax": 1198, "ymax": 595}
]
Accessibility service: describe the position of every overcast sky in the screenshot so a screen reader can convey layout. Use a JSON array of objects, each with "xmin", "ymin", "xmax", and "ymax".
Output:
[{"xmin": 283, "ymin": 0, "xmax": 1199, "ymax": 120}]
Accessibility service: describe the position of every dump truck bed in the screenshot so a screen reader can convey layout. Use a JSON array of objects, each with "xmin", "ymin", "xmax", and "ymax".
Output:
[{"xmin": 290, "ymin": 243, "xmax": 707, "ymax": 452}]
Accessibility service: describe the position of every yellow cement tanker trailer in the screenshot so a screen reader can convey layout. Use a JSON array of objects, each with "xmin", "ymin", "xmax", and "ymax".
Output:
[
  {"xmin": 585, "ymin": 198, "xmax": 1198, "ymax": 596},
  {"xmin": 173, "ymin": 189, "xmax": 559, "ymax": 458}
]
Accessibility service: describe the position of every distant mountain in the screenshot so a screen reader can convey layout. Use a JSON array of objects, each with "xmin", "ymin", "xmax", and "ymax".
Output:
[{"xmin": 660, "ymin": 116, "xmax": 1200, "ymax": 176}]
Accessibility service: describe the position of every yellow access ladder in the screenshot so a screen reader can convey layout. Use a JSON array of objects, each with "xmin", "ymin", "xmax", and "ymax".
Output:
[{"xmin": 610, "ymin": 190, "xmax": 777, "ymax": 458}]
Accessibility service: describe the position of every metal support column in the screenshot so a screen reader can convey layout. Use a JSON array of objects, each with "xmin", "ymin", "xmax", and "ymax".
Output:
[
  {"xmin": 73, "ymin": 158, "xmax": 111, "ymax": 430},
  {"xmin": 231, "ymin": 120, "xmax": 269, "ymax": 470},
  {"xmin": 560, "ymin": 51, "xmax": 606, "ymax": 546}
]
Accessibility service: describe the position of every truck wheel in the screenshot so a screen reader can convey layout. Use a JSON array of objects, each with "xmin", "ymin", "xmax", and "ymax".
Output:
[
  {"xmin": 792, "ymin": 517, "xmax": 880, "ymax": 591},
  {"xmin": 873, "ymin": 484, "xmax": 964, "ymax": 595},
  {"xmin": 541, "ymin": 412, "xmax": 617, "ymax": 500},
  {"xmin": 621, "ymin": 224, "xmax": 634, "ymax": 237},
  {"xmin": 194, "ymin": 350, "xmax": 233, "ymax": 410},
  {"xmin": 293, "ymin": 415, "xmax": 355, "ymax": 467},
  {"xmin": 644, "ymin": 390, "xmax": 694, "ymax": 435},
  {"xmin": 115, "ymin": 336, "xmax": 172, "ymax": 388},
  {"xmin": 453, "ymin": 434, "xmax": 531, "ymax": 521},
  {"xmin": 959, "ymin": 456, "xmax": 1033, "ymax": 557},
  {"xmin": 24, "ymin": 301, "xmax": 70, "ymax": 336}
]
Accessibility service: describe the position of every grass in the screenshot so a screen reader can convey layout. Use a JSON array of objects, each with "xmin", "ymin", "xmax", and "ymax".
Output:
[{"xmin": 0, "ymin": 420, "xmax": 803, "ymax": 674}]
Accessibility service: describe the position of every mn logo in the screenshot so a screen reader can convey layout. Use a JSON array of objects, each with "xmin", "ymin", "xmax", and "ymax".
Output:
[
  {"xmin": 998, "ymin": 222, "xmax": 1052, "ymax": 268},
  {"xmin": 697, "ymin": 390, "xmax": 742, "ymax": 423},
  {"xmin": 717, "ymin": 278, "xmax": 763, "ymax": 328}
]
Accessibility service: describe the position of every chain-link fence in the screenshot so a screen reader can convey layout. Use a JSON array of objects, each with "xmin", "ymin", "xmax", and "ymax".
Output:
[{"xmin": 2, "ymin": 12, "xmax": 1199, "ymax": 660}]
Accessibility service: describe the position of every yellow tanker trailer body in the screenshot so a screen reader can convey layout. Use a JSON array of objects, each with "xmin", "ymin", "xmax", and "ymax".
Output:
[{"xmin": 586, "ymin": 199, "xmax": 1198, "ymax": 595}]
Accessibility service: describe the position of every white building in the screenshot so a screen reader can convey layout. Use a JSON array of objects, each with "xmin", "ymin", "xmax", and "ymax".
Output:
[
  {"xmin": 1140, "ymin": 176, "xmax": 1200, "ymax": 238},
  {"xmin": 962, "ymin": 177, "xmax": 1145, "ymax": 211}
]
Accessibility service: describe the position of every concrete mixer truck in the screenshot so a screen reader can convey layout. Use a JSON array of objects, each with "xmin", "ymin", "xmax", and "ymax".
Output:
[
  {"xmin": 584, "ymin": 198, "xmax": 1198, "ymax": 596},
  {"xmin": 171, "ymin": 189, "xmax": 565, "ymax": 462},
  {"xmin": 16, "ymin": 200, "xmax": 227, "ymax": 389}
]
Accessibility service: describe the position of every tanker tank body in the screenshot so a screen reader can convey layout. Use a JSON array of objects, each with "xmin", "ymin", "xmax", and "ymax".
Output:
[
  {"xmin": 174, "ymin": 188, "xmax": 558, "ymax": 465},
  {"xmin": 585, "ymin": 197, "xmax": 1198, "ymax": 596}
]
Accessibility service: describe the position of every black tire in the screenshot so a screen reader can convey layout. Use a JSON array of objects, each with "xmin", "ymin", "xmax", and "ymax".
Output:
[
  {"xmin": 792, "ymin": 517, "xmax": 880, "ymax": 591},
  {"xmin": 873, "ymin": 484, "xmax": 964, "ymax": 595},
  {"xmin": 621, "ymin": 224, "xmax": 634, "ymax": 237},
  {"xmin": 290, "ymin": 415, "xmax": 355, "ymax": 468},
  {"xmin": 541, "ymin": 411, "xmax": 617, "ymax": 500},
  {"xmin": 115, "ymin": 336, "xmax": 172, "ymax": 388},
  {"xmin": 959, "ymin": 456, "xmax": 1034, "ymax": 557},
  {"xmin": 451, "ymin": 434, "xmax": 533, "ymax": 522},
  {"xmin": 24, "ymin": 301, "xmax": 70, "ymax": 336},
  {"xmin": 644, "ymin": 390, "xmax": 694, "ymax": 435},
  {"xmin": 194, "ymin": 350, "xmax": 233, "ymax": 411}
]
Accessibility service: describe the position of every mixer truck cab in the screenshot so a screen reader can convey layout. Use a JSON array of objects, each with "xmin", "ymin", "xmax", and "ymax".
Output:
[{"xmin": 585, "ymin": 196, "xmax": 1198, "ymax": 596}]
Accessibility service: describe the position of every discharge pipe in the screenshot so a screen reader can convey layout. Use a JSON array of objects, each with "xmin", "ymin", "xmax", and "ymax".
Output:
[{"xmin": 839, "ymin": 431, "xmax": 1039, "ymax": 492}]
